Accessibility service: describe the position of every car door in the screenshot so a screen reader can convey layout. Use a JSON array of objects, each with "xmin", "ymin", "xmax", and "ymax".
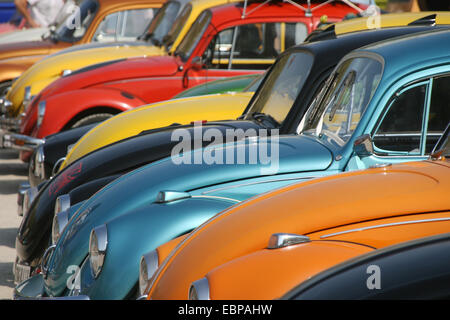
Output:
[
  {"xmin": 92, "ymin": 8, "xmax": 158, "ymax": 43},
  {"xmin": 185, "ymin": 21, "xmax": 309, "ymax": 88},
  {"xmin": 352, "ymin": 74, "xmax": 450, "ymax": 169}
]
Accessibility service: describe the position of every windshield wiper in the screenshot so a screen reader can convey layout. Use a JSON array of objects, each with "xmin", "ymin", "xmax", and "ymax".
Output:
[{"xmin": 250, "ymin": 112, "xmax": 280, "ymax": 129}]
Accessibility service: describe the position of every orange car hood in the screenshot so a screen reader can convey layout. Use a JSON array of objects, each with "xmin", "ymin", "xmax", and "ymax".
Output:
[
  {"xmin": 149, "ymin": 160, "xmax": 450, "ymax": 299},
  {"xmin": 0, "ymin": 39, "xmax": 59, "ymax": 59}
]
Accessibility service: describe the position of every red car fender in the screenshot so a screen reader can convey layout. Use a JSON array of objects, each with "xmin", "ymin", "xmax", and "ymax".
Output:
[{"xmin": 33, "ymin": 87, "xmax": 146, "ymax": 138}]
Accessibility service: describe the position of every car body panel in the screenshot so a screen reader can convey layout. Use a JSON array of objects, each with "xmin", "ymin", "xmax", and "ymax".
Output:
[
  {"xmin": 147, "ymin": 159, "xmax": 450, "ymax": 299},
  {"xmin": 39, "ymin": 133, "xmax": 333, "ymax": 297},
  {"xmin": 4, "ymin": 0, "xmax": 241, "ymax": 118},
  {"xmin": 173, "ymin": 73, "xmax": 259, "ymax": 98},
  {"xmin": 205, "ymin": 241, "xmax": 373, "ymax": 300},
  {"xmin": 60, "ymin": 92, "xmax": 253, "ymax": 170},
  {"xmin": 284, "ymin": 232, "xmax": 450, "ymax": 300},
  {"xmin": 0, "ymin": 0, "xmax": 163, "ymax": 87},
  {"xmin": 7, "ymin": 44, "xmax": 164, "ymax": 117},
  {"xmin": 16, "ymin": 0, "xmax": 362, "ymax": 142},
  {"xmin": 17, "ymin": 25, "xmax": 450, "ymax": 298}
]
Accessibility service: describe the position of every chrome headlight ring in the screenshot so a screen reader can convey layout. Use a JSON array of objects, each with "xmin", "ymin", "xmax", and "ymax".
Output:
[
  {"xmin": 23, "ymin": 86, "xmax": 32, "ymax": 107},
  {"xmin": 37, "ymin": 100, "xmax": 46, "ymax": 129},
  {"xmin": 89, "ymin": 224, "xmax": 108, "ymax": 279},
  {"xmin": 33, "ymin": 143, "xmax": 46, "ymax": 180},
  {"xmin": 0, "ymin": 98, "xmax": 12, "ymax": 114},
  {"xmin": 52, "ymin": 208, "xmax": 70, "ymax": 245},
  {"xmin": 22, "ymin": 186, "xmax": 38, "ymax": 218},
  {"xmin": 189, "ymin": 277, "xmax": 210, "ymax": 300},
  {"xmin": 138, "ymin": 250, "xmax": 159, "ymax": 298}
]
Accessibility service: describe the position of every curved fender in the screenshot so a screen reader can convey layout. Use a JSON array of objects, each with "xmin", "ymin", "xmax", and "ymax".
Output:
[
  {"xmin": 35, "ymin": 88, "xmax": 147, "ymax": 138},
  {"xmin": 0, "ymin": 60, "xmax": 35, "ymax": 84},
  {"xmin": 68, "ymin": 174, "xmax": 121, "ymax": 206},
  {"xmin": 52, "ymin": 197, "xmax": 238, "ymax": 299}
]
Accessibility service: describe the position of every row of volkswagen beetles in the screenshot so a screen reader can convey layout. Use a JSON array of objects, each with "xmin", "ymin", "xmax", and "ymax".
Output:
[{"xmin": 0, "ymin": 0, "xmax": 448, "ymax": 300}]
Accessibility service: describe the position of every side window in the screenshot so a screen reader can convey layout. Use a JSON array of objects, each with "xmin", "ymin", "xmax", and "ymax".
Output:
[
  {"xmin": 285, "ymin": 23, "xmax": 308, "ymax": 50},
  {"xmin": 209, "ymin": 23, "xmax": 299, "ymax": 70},
  {"xmin": 426, "ymin": 75, "xmax": 450, "ymax": 153},
  {"xmin": 93, "ymin": 8, "xmax": 156, "ymax": 42},
  {"xmin": 373, "ymin": 83, "xmax": 427, "ymax": 155}
]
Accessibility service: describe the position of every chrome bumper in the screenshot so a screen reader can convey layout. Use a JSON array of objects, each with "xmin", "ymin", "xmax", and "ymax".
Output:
[
  {"xmin": 13, "ymin": 274, "xmax": 90, "ymax": 300},
  {"xmin": 0, "ymin": 114, "xmax": 20, "ymax": 132},
  {"xmin": 1, "ymin": 132, "xmax": 44, "ymax": 151}
]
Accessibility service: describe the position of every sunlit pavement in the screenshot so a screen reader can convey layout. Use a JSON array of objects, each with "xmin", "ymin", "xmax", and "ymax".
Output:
[{"xmin": 0, "ymin": 149, "xmax": 27, "ymax": 300}]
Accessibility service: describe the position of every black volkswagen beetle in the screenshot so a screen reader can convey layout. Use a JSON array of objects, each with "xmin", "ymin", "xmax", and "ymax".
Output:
[{"xmin": 283, "ymin": 232, "xmax": 450, "ymax": 300}]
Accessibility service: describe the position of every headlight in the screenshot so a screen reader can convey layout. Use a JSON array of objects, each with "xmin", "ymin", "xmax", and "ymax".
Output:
[
  {"xmin": 33, "ymin": 144, "xmax": 46, "ymax": 179},
  {"xmin": 23, "ymin": 86, "xmax": 31, "ymax": 106},
  {"xmin": 37, "ymin": 100, "xmax": 46, "ymax": 128},
  {"xmin": 89, "ymin": 224, "xmax": 108, "ymax": 279},
  {"xmin": 22, "ymin": 186, "xmax": 38, "ymax": 218},
  {"xmin": 138, "ymin": 250, "xmax": 159, "ymax": 297},
  {"xmin": 0, "ymin": 98, "xmax": 12, "ymax": 114},
  {"xmin": 54, "ymin": 194, "xmax": 71, "ymax": 215},
  {"xmin": 188, "ymin": 278, "xmax": 210, "ymax": 300},
  {"xmin": 52, "ymin": 208, "xmax": 69, "ymax": 245}
]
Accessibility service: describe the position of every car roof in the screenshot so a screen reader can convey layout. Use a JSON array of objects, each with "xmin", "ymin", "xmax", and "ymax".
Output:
[
  {"xmin": 353, "ymin": 28, "xmax": 450, "ymax": 79},
  {"xmin": 97, "ymin": 0, "xmax": 164, "ymax": 7},
  {"xmin": 288, "ymin": 25, "xmax": 450, "ymax": 72}
]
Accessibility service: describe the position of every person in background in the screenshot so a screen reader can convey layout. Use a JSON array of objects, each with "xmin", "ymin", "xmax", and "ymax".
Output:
[
  {"xmin": 0, "ymin": 0, "xmax": 64, "ymax": 34},
  {"xmin": 14, "ymin": 0, "xmax": 65, "ymax": 28}
]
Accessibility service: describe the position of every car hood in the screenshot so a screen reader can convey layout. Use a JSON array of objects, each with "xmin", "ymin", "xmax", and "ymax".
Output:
[
  {"xmin": 7, "ymin": 44, "xmax": 165, "ymax": 109},
  {"xmin": 38, "ymin": 55, "xmax": 180, "ymax": 99},
  {"xmin": 0, "ymin": 27, "xmax": 47, "ymax": 45},
  {"xmin": 61, "ymin": 92, "xmax": 254, "ymax": 170},
  {"xmin": 148, "ymin": 160, "xmax": 450, "ymax": 299},
  {"xmin": 44, "ymin": 134, "xmax": 333, "ymax": 296},
  {"xmin": 0, "ymin": 39, "xmax": 54, "ymax": 60}
]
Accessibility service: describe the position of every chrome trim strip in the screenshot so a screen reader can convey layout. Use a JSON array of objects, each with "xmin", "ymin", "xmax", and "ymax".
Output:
[
  {"xmin": 201, "ymin": 177, "xmax": 318, "ymax": 195},
  {"xmin": 267, "ymin": 233, "xmax": 310, "ymax": 249},
  {"xmin": 320, "ymin": 217, "xmax": 450, "ymax": 239},
  {"xmin": 2, "ymin": 132, "xmax": 44, "ymax": 151},
  {"xmin": 191, "ymin": 195, "xmax": 240, "ymax": 203}
]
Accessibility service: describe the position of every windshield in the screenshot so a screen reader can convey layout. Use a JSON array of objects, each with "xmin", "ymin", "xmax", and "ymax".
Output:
[
  {"xmin": 243, "ymin": 51, "xmax": 314, "ymax": 126},
  {"xmin": 55, "ymin": 0, "xmax": 99, "ymax": 43},
  {"xmin": 174, "ymin": 9, "xmax": 211, "ymax": 62},
  {"xmin": 163, "ymin": 3, "xmax": 192, "ymax": 50},
  {"xmin": 298, "ymin": 56, "xmax": 383, "ymax": 146},
  {"xmin": 143, "ymin": 1, "xmax": 182, "ymax": 46}
]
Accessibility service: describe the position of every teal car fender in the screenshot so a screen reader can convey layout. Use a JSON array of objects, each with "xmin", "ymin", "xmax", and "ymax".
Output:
[
  {"xmin": 75, "ymin": 196, "xmax": 240, "ymax": 299},
  {"xmin": 43, "ymin": 134, "xmax": 334, "ymax": 297}
]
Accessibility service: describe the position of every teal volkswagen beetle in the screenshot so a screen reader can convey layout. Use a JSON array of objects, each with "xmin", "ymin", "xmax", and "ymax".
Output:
[{"xmin": 15, "ymin": 28, "xmax": 450, "ymax": 300}]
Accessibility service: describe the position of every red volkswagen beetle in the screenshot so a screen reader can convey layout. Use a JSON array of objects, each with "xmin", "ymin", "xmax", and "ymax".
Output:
[{"xmin": 13, "ymin": 0, "xmax": 365, "ymax": 161}]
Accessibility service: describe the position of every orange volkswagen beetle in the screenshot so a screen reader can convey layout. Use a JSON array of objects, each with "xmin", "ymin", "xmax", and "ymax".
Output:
[{"xmin": 143, "ymin": 128, "xmax": 450, "ymax": 300}]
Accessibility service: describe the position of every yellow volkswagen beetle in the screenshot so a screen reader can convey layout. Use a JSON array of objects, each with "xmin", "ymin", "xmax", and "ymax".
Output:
[{"xmin": 3, "ymin": 0, "xmax": 240, "ymax": 121}]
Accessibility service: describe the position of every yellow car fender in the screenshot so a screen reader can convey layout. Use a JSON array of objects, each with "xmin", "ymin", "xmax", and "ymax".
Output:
[{"xmin": 60, "ymin": 91, "xmax": 253, "ymax": 170}]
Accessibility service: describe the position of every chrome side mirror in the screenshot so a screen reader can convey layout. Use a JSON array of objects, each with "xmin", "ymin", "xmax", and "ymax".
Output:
[{"xmin": 353, "ymin": 134, "xmax": 374, "ymax": 158}]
